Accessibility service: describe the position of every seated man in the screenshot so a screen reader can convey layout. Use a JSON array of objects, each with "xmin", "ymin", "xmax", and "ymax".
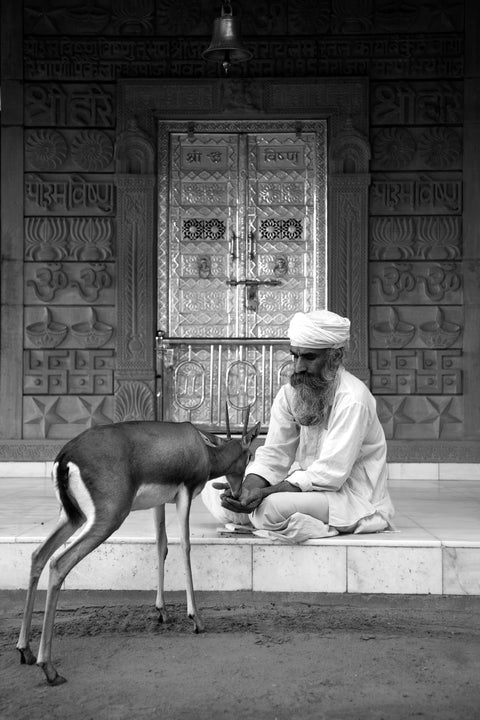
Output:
[{"xmin": 202, "ymin": 309, "xmax": 395, "ymax": 542}]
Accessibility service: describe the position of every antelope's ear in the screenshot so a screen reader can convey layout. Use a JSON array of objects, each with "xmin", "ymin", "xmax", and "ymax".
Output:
[{"xmin": 198, "ymin": 430, "xmax": 226, "ymax": 447}]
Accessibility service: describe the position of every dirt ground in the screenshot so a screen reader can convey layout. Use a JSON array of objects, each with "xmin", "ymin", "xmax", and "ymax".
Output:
[{"xmin": 1, "ymin": 590, "xmax": 479, "ymax": 720}]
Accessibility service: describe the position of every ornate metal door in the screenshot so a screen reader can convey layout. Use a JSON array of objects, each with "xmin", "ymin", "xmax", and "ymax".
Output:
[{"xmin": 157, "ymin": 121, "xmax": 327, "ymax": 431}]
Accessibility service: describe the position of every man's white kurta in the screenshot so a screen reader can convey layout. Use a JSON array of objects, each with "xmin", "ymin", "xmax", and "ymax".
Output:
[{"xmin": 246, "ymin": 366, "xmax": 394, "ymax": 530}]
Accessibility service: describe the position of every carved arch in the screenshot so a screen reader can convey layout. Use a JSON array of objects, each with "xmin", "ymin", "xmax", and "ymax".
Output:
[
  {"xmin": 114, "ymin": 119, "xmax": 155, "ymax": 174},
  {"xmin": 329, "ymin": 121, "xmax": 371, "ymax": 174}
]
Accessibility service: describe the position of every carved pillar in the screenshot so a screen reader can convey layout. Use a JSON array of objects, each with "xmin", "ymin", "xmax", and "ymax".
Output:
[
  {"xmin": 0, "ymin": 0, "xmax": 23, "ymax": 439},
  {"xmin": 328, "ymin": 125, "xmax": 371, "ymax": 383},
  {"xmin": 114, "ymin": 123, "xmax": 156, "ymax": 421},
  {"xmin": 463, "ymin": 0, "xmax": 480, "ymax": 440}
]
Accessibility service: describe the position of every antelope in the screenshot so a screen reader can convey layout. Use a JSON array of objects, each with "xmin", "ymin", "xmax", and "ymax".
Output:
[{"xmin": 16, "ymin": 406, "xmax": 260, "ymax": 686}]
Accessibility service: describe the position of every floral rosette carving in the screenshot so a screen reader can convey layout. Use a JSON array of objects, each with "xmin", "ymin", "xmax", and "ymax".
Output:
[
  {"xmin": 25, "ymin": 130, "xmax": 67, "ymax": 170},
  {"xmin": 71, "ymin": 130, "xmax": 113, "ymax": 171},
  {"xmin": 418, "ymin": 127, "xmax": 462, "ymax": 169},
  {"xmin": 372, "ymin": 128, "xmax": 416, "ymax": 169}
]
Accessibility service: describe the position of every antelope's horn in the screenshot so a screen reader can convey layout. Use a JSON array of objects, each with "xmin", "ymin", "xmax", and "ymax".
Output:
[
  {"xmin": 242, "ymin": 404, "xmax": 251, "ymax": 438},
  {"xmin": 225, "ymin": 401, "xmax": 231, "ymax": 439}
]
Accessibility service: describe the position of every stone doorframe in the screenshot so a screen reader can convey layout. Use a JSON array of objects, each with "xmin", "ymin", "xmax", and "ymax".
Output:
[{"xmin": 114, "ymin": 78, "xmax": 371, "ymax": 422}]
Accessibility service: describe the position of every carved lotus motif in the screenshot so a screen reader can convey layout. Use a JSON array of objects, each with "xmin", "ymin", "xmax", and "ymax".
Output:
[
  {"xmin": 372, "ymin": 307, "xmax": 415, "ymax": 348},
  {"xmin": 26, "ymin": 308, "xmax": 68, "ymax": 348},
  {"xmin": 69, "ymin": 218, "xmax": 114, "ymax": 261},
  {"xmin": 25, "ymin": 217, "xmax": 69, "ymax": 261},
  {"xmin": 419, "ymin": 307, "xmax": 461, "ymax": 348}
]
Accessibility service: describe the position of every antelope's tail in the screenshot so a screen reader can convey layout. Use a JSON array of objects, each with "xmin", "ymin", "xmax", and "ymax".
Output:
[{"xmin": 53, "ymin": 453, "xmax": 85, "ymax": 525}]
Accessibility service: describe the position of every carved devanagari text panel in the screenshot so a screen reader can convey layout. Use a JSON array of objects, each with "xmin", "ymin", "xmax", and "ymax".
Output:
[
  {"xmin": 25, "ymin": 174, "xmax": 115, "ymax": 215},
  {"xmin": 25, "ymin": 83, "xmax": 115, "ymax": 128}
]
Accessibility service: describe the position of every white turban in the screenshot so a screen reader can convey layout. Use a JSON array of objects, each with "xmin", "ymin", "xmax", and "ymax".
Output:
[{"xmin": 288, "ymin": 310, "xmax": 350, "ymax": 349}]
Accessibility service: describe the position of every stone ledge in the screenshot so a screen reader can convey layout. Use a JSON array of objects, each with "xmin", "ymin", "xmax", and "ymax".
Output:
[{"xmin": 2, "ymin": 536, "xmax": 479, "ymax": 595}]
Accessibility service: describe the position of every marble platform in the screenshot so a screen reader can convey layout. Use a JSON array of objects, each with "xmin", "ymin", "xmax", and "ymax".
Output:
[{"xmin": 1, "ymin": 463, "xmax": 479, "ymax": 596}]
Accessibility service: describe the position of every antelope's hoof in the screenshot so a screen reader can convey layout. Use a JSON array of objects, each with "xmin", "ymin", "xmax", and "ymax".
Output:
[
  {"xmin": 18, "ymin": 646, "xmax": 36, "ymax": 665},
  {"xmin": 47, "ymin": 673, "xmax": 67, "ymax": 686},
  {"xmin": 156, "ymin": 607, "xmax": 168, "ymax": 624},
  {"xmin": 38, "ymin": 661, "xmax": 67, "ymax": 686},
  {"xmin": 190, "ymin": 615, "xmax": 205, "ymax": 634}
]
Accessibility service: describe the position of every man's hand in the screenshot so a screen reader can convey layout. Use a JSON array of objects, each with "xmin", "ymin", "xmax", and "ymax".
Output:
[
  {"xmin": 212, "ymin": 474, "xmax": 302, "ymax": 514},
  {"xmin": 221, "ymin": 486, "xmax": 265, "ymax": 514},
  {"xmin": 212, "ymin": 473, "xmax": 269, "ymax": 514}
]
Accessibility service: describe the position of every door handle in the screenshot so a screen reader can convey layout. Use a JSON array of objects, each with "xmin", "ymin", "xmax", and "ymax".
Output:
[
  {"xmin": 226, "ymin": 278, "xmax": 282, "ymax": 312},
  {"xmin": 248, "ymin": 229, "xmax": 256, "ymax": 260},
  {"xmin": 226, "ymin": 278, "xmax": 282, "ymax": 287},
  {"xmin": 229, "ymin": 231, "xmax": 238, "ymax": 260}
]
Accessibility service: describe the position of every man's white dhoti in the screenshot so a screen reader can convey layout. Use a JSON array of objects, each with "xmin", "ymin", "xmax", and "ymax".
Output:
[
  {"xmin": 201, "ymin": 478, "xmax": 390, "ymax": 542},
  {"xmin": 201, "ymin": 478, "xmax": 252, "ymax": 525}
]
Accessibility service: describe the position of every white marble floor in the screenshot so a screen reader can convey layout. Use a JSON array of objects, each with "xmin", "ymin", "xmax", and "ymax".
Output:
[
  {"xmin": 1, "ymin": 476, "xmax": 480, "ymax": 594},
  {"xmin": 1, "ymin": 475, "xmax": 479, "ymax": 544}
]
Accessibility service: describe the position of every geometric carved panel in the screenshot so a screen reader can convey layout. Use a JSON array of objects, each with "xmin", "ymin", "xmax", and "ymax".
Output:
[
  {"xmin": 376, "ymin": 395, "xmax": 463, "ymax": 440},
  {"xmin": 23, "ymin": 349, "xmax": 114, "ymax": 394},
  {"xmin": 370, "ymin": 350, "xmax": 462, "ymax": 394},
  {"xmin": 23, "ymin": 395, "xmax": 114, "ymax": 439}
]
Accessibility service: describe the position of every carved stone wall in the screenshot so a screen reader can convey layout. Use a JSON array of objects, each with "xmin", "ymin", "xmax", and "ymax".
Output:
[{"xmin": 0, "ymin": 0, "xmax": 478, "ymax": 462}]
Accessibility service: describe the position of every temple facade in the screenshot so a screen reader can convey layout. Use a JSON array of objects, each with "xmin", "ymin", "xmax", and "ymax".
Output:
[{"xmin": 1, "ymin": 0, "xmax": 479, "ymax": 463}]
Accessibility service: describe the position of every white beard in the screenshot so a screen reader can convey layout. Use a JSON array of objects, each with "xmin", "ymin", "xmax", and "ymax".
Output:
[{"xmin": 290, "ymin": 372, "xmax": 337, "ymax": 427}]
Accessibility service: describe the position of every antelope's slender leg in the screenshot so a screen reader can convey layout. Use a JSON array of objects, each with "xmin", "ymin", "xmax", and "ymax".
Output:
[
  {"xmin": 17, "ymin": 511, "xmax": 79, "ymax": 666},
  {"xmin": 37, "ymin": 515, "xmax": 125, "ymax": 686},
  {"xmin": 153, "ymin": 504, "xmax": 168, "ymax": 623},
  {"xmin": 176, "ymin": 486, "xmax": 204, "ymax": 633}
]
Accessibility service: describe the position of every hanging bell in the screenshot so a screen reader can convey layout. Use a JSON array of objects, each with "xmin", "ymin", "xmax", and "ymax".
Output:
[{"xmin": 202, "ymin": 1, "xmax": 252, "ymax": 74}]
